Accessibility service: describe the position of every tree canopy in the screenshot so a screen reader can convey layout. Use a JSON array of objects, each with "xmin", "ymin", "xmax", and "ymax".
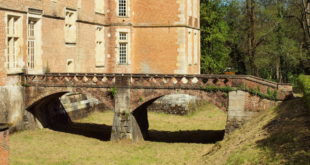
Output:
[{"xmin": 200, "ymin": 0, "xmax": 310, "ymax": 83}]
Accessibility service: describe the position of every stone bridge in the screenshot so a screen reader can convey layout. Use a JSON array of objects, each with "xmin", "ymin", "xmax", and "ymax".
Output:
[{"xmin": 22, "ymin": 73, "xmax": 292, "ymax": 142}]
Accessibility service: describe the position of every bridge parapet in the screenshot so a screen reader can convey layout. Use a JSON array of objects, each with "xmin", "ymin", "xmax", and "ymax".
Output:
[{"xmin": 22, "ymin": 73, "xmax": 292, "ymax": 100}]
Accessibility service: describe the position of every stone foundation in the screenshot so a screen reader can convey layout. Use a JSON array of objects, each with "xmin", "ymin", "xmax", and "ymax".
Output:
[
  {"xmin": 147, "ymin": 94, "xmax": 200, "ymax": 115},
  {"xmin": 0, "ymin": 75, "xmax": 24, "ymax": 132},
  {"xmin": 60, "ymin": 93, "xmax": 105, "ymax": 121},
  {"xmin": 225, "ymin": 91, "xmax": 280, "ymax": 134},
  {"xmin": 0, "ymin": 124, "xmax": 10, "ymax": 165}
]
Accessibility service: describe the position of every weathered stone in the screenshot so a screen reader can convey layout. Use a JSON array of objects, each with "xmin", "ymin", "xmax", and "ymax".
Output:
[
  {"xmin": 0, "ymin": 74, "xmax": 293, "ymax": 142},
  {"xmin": 0, "ymin": 123, "xmax": 11, "ymax": 165},
  {"xmin": 147, "ymin": 94, "xmax": 199, "ymax": 115}
]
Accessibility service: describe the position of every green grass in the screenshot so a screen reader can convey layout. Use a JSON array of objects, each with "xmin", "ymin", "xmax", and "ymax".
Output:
[
  {"xmin": 297, "ymin": 75, "xmax": 310, "ymax": 109},
  {"xmin": 10, "ymin": 104, "xmax": 227, "ymax": 165},
  {"xmin": 204, "ymin": 98, "xmax": 310, "ymax": 165}
]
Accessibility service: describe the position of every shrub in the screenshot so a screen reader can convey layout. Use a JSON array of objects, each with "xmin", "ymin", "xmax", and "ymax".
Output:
[
  {"xmin": 108, "ymin": 87, "xmax": 117, "ymax": 98},
  {"xmin": 297, "ymin": 75, "xmax": 310, "ymax": 109}
]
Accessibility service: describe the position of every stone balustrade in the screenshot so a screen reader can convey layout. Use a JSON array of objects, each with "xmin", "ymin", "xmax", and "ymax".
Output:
[{"xmin": 22, "ymin": 73, "xmax": 292, "ymax": 100}]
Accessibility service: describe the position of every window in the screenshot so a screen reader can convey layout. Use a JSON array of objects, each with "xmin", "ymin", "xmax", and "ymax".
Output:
[
  {"xmin": 95, "ymin": 0, "xmax": 104, "ymax": 14},
  {"xmin": 27, "ymin": 17, "xmax": 41, "ymax": 70},
  {"xmin": 6, "ymin": 15, "xmax": 22, "ymax": 70},
  {"xmin": 28, "ymin": 20, "xmax": 35, "ymax": 69},
  {"xmin": 119, "ymin": 43, "xmax": 127, "ymax": 64},
  {"xmin": 119, "ymin": 32, "xmax": 127, "ymax": 40},
  {"xmin": 118, "ymin": 32, "xmax": 128, "ymax": 64},
  {"xmin": 118, "ymin": 0, "xmax": 127, "ymax": 17},
  {"xmin": 95, "ymin": 26, "xmax": 105, "ymax": 67},
  {"xmin": 65, "ymin": 9, "xmax": 77, "ymax": 44}
]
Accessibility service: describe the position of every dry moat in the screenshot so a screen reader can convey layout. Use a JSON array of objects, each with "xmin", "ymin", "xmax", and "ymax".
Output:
[{"xmin": 10, "ymin": 103, "xmax": 226, "ymax": 165}]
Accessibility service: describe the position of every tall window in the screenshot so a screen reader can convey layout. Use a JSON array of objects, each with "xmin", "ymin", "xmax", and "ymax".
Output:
[
  {"xmin": 95, "ymin": 26, "xmax": 105, "ymax": 67},
  {"xmin": 119, "ymin": 32, "xmax": 128, "ymax": 64},
  {"xmin": 65, "ymin": 9, "xmax": 77, "ymax": 44},
  {"xmin": 27, "ymin": 19, "xmax": 37, "ymax": 69},
  {"xmin": 6, "ymin": 15, "xmax": 21, "ymax": 70},
  {"xmin": 118, "ymin": 0, "xmax": 127, "ymax": 17}
]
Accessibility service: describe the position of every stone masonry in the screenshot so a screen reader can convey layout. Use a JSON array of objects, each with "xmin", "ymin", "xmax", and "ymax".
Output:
[
  {"xmin": 0, "ymin": 123, "xmax": 10, "ymax": 165},
  {"xmin": 1, "ymin": 73, "xmax": 293, "ymax": 142},
  {"xmin": 147, "ymin": 94, "xmax": 200, "ymax": 115},
  {"xmin": 0, "ymin": 0, "xmax": 201, "ymax": 84},
  {"xmin": 21, "ymin": 73, "xmax": 294, "ymax": 140}
]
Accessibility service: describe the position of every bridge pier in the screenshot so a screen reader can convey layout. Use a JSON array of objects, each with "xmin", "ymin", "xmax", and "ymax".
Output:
[
  {"xmin": 110, "ymin": 76, "xmax": 144, "ymax": 142},
  {"xmin": 225, "ymin": 90, "xmax": 275, "ymax": 134}
]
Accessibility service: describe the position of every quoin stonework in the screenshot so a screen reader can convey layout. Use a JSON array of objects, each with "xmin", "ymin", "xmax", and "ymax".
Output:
[{"xmin": 0, "ymin": 0, "xmax": 200, "ymax": 86}]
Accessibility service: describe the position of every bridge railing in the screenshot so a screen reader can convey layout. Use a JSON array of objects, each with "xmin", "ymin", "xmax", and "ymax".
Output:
[{"xmin": 21, "ymin": 73, "xmax": 292, "ymax": 100}]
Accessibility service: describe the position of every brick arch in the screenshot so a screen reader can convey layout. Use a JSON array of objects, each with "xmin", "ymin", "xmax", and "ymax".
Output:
[
  {"xmin": 129, "ymin": 88, "xmax": 229, "ymax": 112},
  {"xmin": 25, "ymin": 87, "xmax": 114, "ymax": 110},
  {"xmin": 25, "ymin": 87, "xmax": 71, "ymax": 109}
]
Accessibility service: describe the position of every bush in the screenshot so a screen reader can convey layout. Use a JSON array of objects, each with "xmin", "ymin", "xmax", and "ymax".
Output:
[{"xmin": 297, "ymin": 75, "xmax": 310, "ymax": 109}]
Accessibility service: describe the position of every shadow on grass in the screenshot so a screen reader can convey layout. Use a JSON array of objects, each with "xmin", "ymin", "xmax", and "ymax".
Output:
[
  {"xmin": 257, "ymin": 98, "xmax": 310, "ymax": 165},
  {"xmin": 147, "ymin": 130, "xmax": 225, "ymax": 144},
  {"xmin": 52, "ymin": 122, "xmax": 112, "ymax": 141},
  {"xmin": 52, "ymin": 122, "xmax": 224, "ymax": 144}
]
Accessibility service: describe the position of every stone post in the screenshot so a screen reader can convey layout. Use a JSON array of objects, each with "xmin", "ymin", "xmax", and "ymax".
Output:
[
  {"xmin": 0, "ymin": 123, "xmax": 11, "ymax": 165},
  {"xmin": 110, "ymin": 76, "xmax": 144, "ymax": 142},
  {"xmin": 226, "ymin": 91, "xmax": 254, "ymax": 134}
]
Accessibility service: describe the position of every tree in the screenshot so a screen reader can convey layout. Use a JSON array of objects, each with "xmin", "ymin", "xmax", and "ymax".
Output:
[
  {"xmin": 200, "ymin": 0, "xmax": 308, "ymax": 82},
  {"xmin": 200, "ymin": 0, "xmax": 231, "ymax": 74}
]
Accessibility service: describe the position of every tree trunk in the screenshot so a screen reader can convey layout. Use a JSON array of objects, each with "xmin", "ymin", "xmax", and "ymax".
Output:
[
  {"xmin": 301, "ymin": 0, "xmax": 310, "ymax": 49},
  {"xmin": 246, "ymin": 0, "xmax": 257, "ymax": 76}
]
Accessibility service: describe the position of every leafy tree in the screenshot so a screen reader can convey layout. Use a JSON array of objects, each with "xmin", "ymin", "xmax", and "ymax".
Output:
[
  {"xmin": 200, "ymin": 0, "xmax": 309, "ymax": 82},
  {"xmin": 200, "ymin": 0, "xmax": 231, "ymax": 74}
]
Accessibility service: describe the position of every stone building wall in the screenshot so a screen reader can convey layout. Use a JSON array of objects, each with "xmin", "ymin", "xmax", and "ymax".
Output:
[
  {"xmin": 0, "ymin": 76, "xmax": 24, "ymax": 131},
  {"xmin": 0, "ymin": 0, "xmax": 201, "ymax": 87}
]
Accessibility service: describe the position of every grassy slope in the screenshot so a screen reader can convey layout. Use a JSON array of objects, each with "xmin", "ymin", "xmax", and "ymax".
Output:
[
  {"xmin": 204, "ymin": 98, "xmax": 310, "ymax": 165},
  {"xmin": 10, "ymin": 104, "xmax": 226, "ymax": 165}
]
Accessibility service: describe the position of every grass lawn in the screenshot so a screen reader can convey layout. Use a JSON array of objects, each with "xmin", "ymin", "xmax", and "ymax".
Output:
[
  {"xmin": 10, "ymin": 103, "xmax": 227, "ymax": 165},
  {"xmin": 204, "ymin": 98, "xmax": 310, "ymax": 165}
]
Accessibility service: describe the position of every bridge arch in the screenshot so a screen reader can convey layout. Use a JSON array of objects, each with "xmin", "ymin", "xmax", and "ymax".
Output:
[
  {"xmin": 25, "ymin": 87, "xmax": 114, "ymax": 111},
  {"xmin": 129, "ymin": 89, "xmax": 229, "ymax": 139},
  {"xmin": 25, "ymin": 87, "xmax": 114, "ymax": 130},
  {"xmin": 130, "ymin": 89, "xmax": 229, "ymax": 112}
]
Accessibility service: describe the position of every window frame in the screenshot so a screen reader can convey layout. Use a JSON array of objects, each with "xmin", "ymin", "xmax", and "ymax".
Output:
[
  {"xmin": 5, "ymin": 12, "xmax": 23, "ymax": 73},
  {"xmin": 116, "ymin": 29, "xmax": 131, "ymax": 65},
  {"xmin": 117, "ymin": 0, "xmax": 130, "ymax": 17}
]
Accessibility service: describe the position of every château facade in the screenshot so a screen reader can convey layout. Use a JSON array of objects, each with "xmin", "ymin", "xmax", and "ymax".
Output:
[{"xmin": 0, "ymin": 0, "xmax": 200, "ymax": 85}]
